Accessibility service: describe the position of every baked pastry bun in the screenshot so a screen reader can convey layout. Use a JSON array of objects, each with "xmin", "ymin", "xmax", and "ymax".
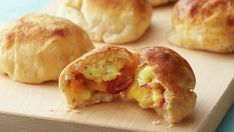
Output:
[
  {"xmin": 59, "ymin": 46, "xmax": 138, "ymax": 107},
  {"xmin": 58, "ymin": 0, "xmax": 152, "ymax": 44},
  {"xmin": 59, "ymin": 46, "xmax": 196, "ymax": 123},
  {"xmin": 148, "ymin": 0, "xmax": 177, "ymax": 6},
  {"xmin": 127, "ymin": 47, "xmax": 196, "ymax": 123},
  {"xmin": 170, "ymin": 0, "xmax": 234, "ymax": 53},
  {"xmin": 0, "ymin": 13, "xmax": 94, "ymax": 83}
]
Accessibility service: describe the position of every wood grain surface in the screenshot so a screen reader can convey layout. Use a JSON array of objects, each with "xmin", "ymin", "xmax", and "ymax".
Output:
[{"xmin": 0, "ymin": 0, "xmax": 233, "ymax": 131}]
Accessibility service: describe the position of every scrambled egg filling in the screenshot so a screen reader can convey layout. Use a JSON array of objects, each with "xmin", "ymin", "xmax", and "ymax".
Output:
[
  {"xmin": 127, "ymin": 66, "xmax": 164, "ymax": 109},
  {"xmin": 83, "ymin": 56, "xmax": 124, "ymax": 83},
  {"xmin": 67, "ymin": 56, "xmax": 125, "ymax": 103},
  {"xmin": 66, "ymin": 61, "xmax": 164, "ymax": 108}
]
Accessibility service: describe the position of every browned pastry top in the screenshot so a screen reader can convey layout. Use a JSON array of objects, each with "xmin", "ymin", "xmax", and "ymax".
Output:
[
  {"xmin": 175, "ymin": 0, "xmax": 234, "ymax": 25},
  {"xmin": 89, "ymin": 0, "xmax": 149, "ymax": 18},
  {"xmin": 0, "ymin": 13, "xmax": 83, "ymax": 49},
  {"xmin": 137, "ymin": 46, "xmax": 196, "ymax": 92}
]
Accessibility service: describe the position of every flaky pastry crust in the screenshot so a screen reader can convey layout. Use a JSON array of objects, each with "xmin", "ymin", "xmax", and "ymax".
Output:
[
  {"xmin": 137, "ymin": 46, "xmax": 196, "ymax": 123},
  {"xmin": 171, "ymin": 0, "xmax": 234, "ymax": 53},
  {"xmin": 58, "ymin": 0, "xmax": 152, "ymax": 44},
  {"xmin": 0, "ymin": 13, "xmax": 94, "ymax": 83}
]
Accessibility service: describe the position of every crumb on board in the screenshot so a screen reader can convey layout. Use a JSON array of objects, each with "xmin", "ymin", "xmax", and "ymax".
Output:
[
  {"xmin": 152, "ymin": 120, "xmax": 160, "ymax": 125},
  {"xmin": 49, "ymin": 109, "xmax": 54, "ymax": 112},
  {"xmin": 66, "ymin": 108, "xmax": 73, "ymax": 113},
  {"xmin": 167, "ymin": 124, "xmax": 174, "ymax": 128},
  {"xmin": 65, "ymin": 108, "xmax": 81, "ymax": 114},
  {"xmin": 72, "ymin": 109, "xmax": 81, "ymax": 114}
]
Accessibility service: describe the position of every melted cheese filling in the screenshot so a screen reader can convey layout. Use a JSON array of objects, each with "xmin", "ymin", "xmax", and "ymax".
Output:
[
  {"xmin": 65, "ymin": 79, "xmax": 92, "ymax": 105},
  {"xmin": 69, "ymin": 80, "xmax": 108, "ymax": 102},
  {"xmin": 127, "ymin": 66, "xmax": 164, "ymax": 109}
]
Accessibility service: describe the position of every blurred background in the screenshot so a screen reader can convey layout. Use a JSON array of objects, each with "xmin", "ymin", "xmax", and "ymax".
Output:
[{"xmin": 0, "ymin": 0, "xmax": 47, "ymax": 25}]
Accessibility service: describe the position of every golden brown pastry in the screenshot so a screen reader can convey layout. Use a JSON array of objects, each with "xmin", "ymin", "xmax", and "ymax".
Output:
[
  {"xmin": 127, "ymin": 47, "xmax": 196, "ymax": 123},
  {"xmin": 148, "ymin": 0, "xmax": 177, "ymax": 6},
  {"xmin": 59, "ymin": 46, "xmax": 196, "ymax": 123},
  {"xmin": 0, "ymin": 13, "xmax": 94, "ymax": 84},
  {"xmin": 57, "ymin": 0, "xmax": 152, "ymax": 44},
  {"xmin": 170, "ymin": 0, "xmax": 234, "ymax": 53},
  {"xmin": 59, "ymin": 46, "xmax": 138, "ymax": 107}
]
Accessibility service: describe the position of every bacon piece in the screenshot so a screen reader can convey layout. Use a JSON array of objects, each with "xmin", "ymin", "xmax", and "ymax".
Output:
[
  {"xmin": 107, "ymin": 74, "xmax": 134, "ymax": 94},
  {"xmin": 107, "ymin": 66, "xmax": 135, "ymax": 94}
]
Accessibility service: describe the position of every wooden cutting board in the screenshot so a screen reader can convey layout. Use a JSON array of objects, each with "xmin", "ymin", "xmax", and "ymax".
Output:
[{"xmin": 0, "ymin": 0, "xmax": 234, "ymax": 131}]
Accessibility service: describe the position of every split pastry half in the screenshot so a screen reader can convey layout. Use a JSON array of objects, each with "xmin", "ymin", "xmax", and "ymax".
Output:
[
  {"xmin": 59, "ymin": 46, "xmax": 196, "ymax": 123},
  {"xmin": 127, "ymin": 47, "xmax": 196, "ymax": 123},
  {"xmin": 59, "ymin": 46, "xmax": 138, "ymax": 107}
]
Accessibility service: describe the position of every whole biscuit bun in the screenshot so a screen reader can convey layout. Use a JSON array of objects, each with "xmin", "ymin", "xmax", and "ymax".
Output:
[
  {"xmin": 171, "ymin": 0, "xmax": 234, "ymax": 53},
  {"xmin": 148, "ymin": 0, "xmax": 177, "ymax": 6},
  {"xmin": 58, "ymin": 0, "xmax": 152, "ymax": 44},
  {"xmin": 0, "ymin": 13, "xmax": 94, "ymax": 84}
]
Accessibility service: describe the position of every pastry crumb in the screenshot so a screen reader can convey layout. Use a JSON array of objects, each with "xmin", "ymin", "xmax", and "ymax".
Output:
[
  {"xmin": 73, "ymin": 109, "xmax": 81, "ymax": 114},
  {"xmin": 152, "ymin": 120, "xmax": 160, "ymax": 125},
  {"xmin": 167, "ymin": 124, "xmax": 174, "ymax": 128},
  {"xmin": 49, "ymin": 109, "xmax": 54, "ymax": 112},
  {"xmin": 66, "ymin": 108, "xmax": 72, "ymax": 113},
  {"xmin": 66, "ymin": 108, "xmax": 81, "ymax": 114}
]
